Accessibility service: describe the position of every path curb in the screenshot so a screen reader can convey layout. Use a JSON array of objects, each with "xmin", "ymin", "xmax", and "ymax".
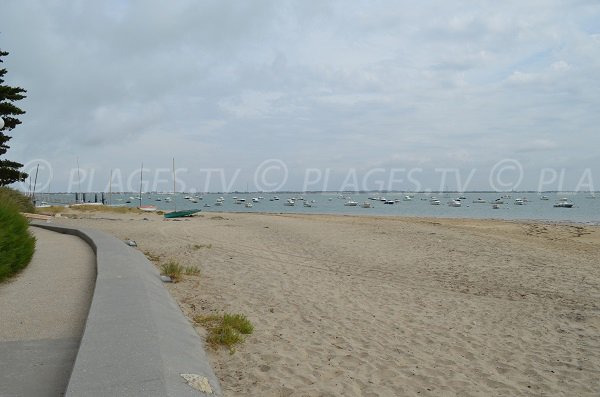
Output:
[{"xmin": 32, "ymin": 223, "xmax": 221, "ymax": 396}]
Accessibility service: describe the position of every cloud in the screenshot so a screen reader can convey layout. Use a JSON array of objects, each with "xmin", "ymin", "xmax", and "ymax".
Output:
[
  {"xmin": 1, "ymin": 0, "xmax": 599, "ymax": 190},
  {"xmin": 517, "ymin": 139, "xmax": 559, "ymax": 152}
]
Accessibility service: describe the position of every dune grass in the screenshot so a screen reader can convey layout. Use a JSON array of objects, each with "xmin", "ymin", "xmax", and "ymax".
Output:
[
  {"xmin": 0, "ymin": 199, "xmax": 36, "ymax": 283},
  {"xmin": 0, "ymin": 187, "xmax": 34, "ymax": 213},
  {"xmin": 194, "ymin": 313, "xmax": 254, "ymax": 353},
  {"xmin": 69, "ymin": 204, "xmax": 144, "ymax": 214},
  {"xmin": 159, "ymin": 260, "xmax": 201, "ymax": 281},
  {"xmin": 160, "ymin": 260, "xmax": 184, "ymax": 282}
]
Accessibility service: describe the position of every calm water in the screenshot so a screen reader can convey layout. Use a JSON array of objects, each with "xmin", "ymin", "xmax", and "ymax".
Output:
[{"xmin": 38, "ymin": 191, "xmax": 600, "ymax": 224}]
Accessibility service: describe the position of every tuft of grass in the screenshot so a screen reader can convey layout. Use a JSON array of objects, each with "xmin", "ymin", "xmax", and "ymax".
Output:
[
  {"xmin": 0, "ymin": 200, "xmax": 36, "ymax": 282},
  {"xmin": 194, "ymin": 313, "xmax": 253, "ymax": 353},
  {"xmin": 160, "ymin": 260, "xmax": 184, "ymax": 282},
  {"xmin": 69, "ymin": 205, "xmax": 144, "ymax": 214},
  {"xmin": 144, "ymin": 251, "xmax": 161, "ymax": 263},
  {"xmin": 0, "ymin": 187, "xmax": 34, "ymax": 213},
  {"xmin": 36, "ymin": 205, "xmax": 65, "ymax": 215},
  {"xmin": 184, "ymin": 265, "xmax": 201, "ymax": 276}
]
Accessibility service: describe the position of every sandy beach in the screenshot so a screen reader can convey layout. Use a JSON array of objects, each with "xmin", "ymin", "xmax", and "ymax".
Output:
[{"xmin": 49, "ymin": 210, "xmax": 600, "ymax": 396}]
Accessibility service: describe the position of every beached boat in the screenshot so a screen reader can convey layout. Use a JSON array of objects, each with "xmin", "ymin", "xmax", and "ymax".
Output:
[
  {"xmin": 138, "ymin": 205, "xmax": 158, "ymax": 212},
  {"xmin": 164, "ymin": 209, "xmax": 201, "ymax": 218}
]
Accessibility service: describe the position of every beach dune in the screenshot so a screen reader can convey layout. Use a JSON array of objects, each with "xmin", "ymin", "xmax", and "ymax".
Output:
[{"xmin": 54, "ymin": 211, "xmax": 600, "ymax": 396}]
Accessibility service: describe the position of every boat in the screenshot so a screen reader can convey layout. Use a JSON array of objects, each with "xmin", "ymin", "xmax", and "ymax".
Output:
[
  {"xmin": 164, "ymin": 209, "xmax": 201, "ymax": 218},
  {"xmin": 35, "ymin": 201, "xmax": 52, "ymax": 208},
  {"xmin": 245, "ymin": 202, "xmax": 253, "ymax": 208},
  {"xmin": 139, "ymin": 205, "xmax": 158, "ymax": 212},
  {"xmin": 493, "ymin": 198, "xmax": 504, "ymax": 204},
  {"xmin": 472, "ymin": 198, "xmax": 486, "ymax": 203},
  {"xmin": 384, "ymin": 200, "xmax": 395, "ymax": 205},
  {"xmin": 430, "ymin": 199, "xmax": 441, "ymax": 205},
  {"xmin": 252, "ymin": 198, "xmax": 259, "ymax": 203},
  {"xmin": 553, "ymin": 198, "xmax": 574, "ymax": 208},
  {"xmin": 492, "ymin": 204, "xmax": 501, "ymax": 209},
  {"xmin": 514, "ymin": 198, "xmax": 525, "ymax": 205},
  {"xmin": 344, "ymin": 200, "xmax": 358, "ymax": 206},
  {"xmin": 284, "ymin": 199, "xmax": 295, "ymax": 206},
  {"xmin": 448, "ymin": 200, "xmax": 462, "ymax": 207},
  {"xmin": 540, "ymin": 195, "xmax": 549, "ymax": 200},
  {"xmin": 361, "ymin": 201, "xmax": 372, "ymax": 208},
  {"xmin": 402, "ymin": 195, "xmax": 412, "ymax": 201},
  {"xmin": 303, "ymin": 202, "xmax": 313, "ymax": 207},
  {"xmin": 214, "ymin": 201, "xmax": 223, "ymax": 206}
]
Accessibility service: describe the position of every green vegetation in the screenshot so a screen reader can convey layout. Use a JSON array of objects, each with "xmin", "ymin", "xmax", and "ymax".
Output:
[
  {"xmin": 1, "ymin": 49, "xmax": 29, "ymax": 185},
  {"xmin": 159, "ymin": 260, "xmax": 201, "ymax": 281},
  {"xmin": 143, "ymin": 250, "xmax": 161, "ymax": 263},
  {"xmin": 0, "ymin": 199, "xmax": 35, "ymax": 282},
  {"xmin": 0, "ymin": 187, "xmax": 34, "ymax": 212},
  {"xmin": 184, "ymin": 265, "xmax": 201, "ymax": 276},
  {"xmin": 194, "ymin": 313, "xmax": 254, "ymax": 353},
  {"xmin": 69, "ymin": 204, "xmax": 144, "ymax": 214},
  {"xmin": 35, "ymin": 205, "xmax": 64, "ymax": 215},
  {"xmin": 160, "ymin": 260, "xmax": 184, "ymax": 282}
]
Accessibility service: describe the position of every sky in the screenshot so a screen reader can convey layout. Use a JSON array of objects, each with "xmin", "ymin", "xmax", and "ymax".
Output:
[{"xmin": 1, "ymin": 0, "xmax": 599, "ymax": 192}]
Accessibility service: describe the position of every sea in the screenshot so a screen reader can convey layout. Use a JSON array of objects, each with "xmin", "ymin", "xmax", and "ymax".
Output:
[{"xmin": 37, "ymin": 191, "xmax": 600, "ymax": 224}]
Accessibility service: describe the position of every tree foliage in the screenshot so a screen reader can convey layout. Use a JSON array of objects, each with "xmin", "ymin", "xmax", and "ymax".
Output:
[{"xmin": 0, "ymin": 49, "xmax": 28, "ymax": 186}]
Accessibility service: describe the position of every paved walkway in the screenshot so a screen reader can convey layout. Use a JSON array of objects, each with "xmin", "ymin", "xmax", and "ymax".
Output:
[{"xmin": 0, "ymin": 227, "xmax": 95, "ymax": 397}]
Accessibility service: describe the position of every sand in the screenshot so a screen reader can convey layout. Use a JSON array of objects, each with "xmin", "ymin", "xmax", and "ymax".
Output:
[{"xmin": 49, "ymin": 210, "xmax": 600, "ymax": 396}]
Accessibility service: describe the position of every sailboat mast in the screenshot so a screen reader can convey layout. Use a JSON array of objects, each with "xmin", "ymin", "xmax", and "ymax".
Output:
[
  {"xmin": 109, "ymin": 169, "xmax": 113, "ymax": 206},
  {"xmin": 139, "ymin": 162, "xmax": 143, "ymax": 208},
  {"xmin": 32, "ymin": 163, "xmax": 40, "ymax": 205},
  {"xmin": 172, "ymin": 158, "xmax": 177, "ymax": 212},
  {"xmin": 76, "ymin": 157, "xmax": 82, "ymax": 202}
]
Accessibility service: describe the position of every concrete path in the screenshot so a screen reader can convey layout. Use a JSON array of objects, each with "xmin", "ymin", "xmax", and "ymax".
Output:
[{"xmin": 0, "ymin": 227, "xmax": 95, "ymax": 397}]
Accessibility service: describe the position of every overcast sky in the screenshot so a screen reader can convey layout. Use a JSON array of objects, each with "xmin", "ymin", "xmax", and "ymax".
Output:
[{"xmin": 1, "ymin": 0, "xmax": 599, "ymax": 192}]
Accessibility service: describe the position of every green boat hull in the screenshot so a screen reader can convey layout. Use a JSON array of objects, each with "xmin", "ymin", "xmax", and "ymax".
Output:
[{"xmin": 163, "ymin": 209, "xmax": 201, "ymax": 218}]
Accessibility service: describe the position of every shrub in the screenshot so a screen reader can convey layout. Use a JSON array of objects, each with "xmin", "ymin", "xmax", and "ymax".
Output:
[
  {"xmin": 0, "ymin": 200, "xmax": 36, "ymax": 282},
  {"xmin": 0, "ymin": 187, "xmax": 34, "ymax": 213}
]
